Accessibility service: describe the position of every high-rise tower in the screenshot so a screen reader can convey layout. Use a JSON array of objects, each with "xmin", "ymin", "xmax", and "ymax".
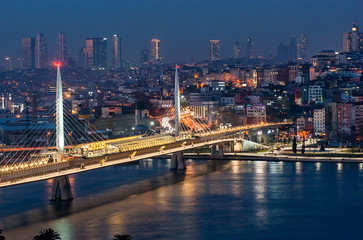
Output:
[
  {"xmin": 112, "ymin": 35, "xmax": 122, "ymax": 68},
  {"xmin": 56, "ymin": 32, "xmax": 70, "ymax": 65},
  {"xmin": 151, "ymin": 39, "xmax": 161, "ymax": 63},
  {"xmin": 35, "ymin": 33, "xmax": 48, "ymax": 68},
  {"xmin": 22, "ymin": 38, "xmax": 35, "ymax": 69},
  {"xmin": 140, "ymin": 49, "xmax": 149, "ymax": 64},
  {"xmin": 288, "ymin": 36, "xmax": 297, "ymax": 62},
  {"xmin": 4, "ymin": 57, "xmax": 12, "ymax": 71},
  {"xmin": 343, "ymin": 23, "xmax": 363, "ymax": 52},
  {"xmin": 86, "ymin": 37, "xmax": 108, "ymax": 68},
  {"xmin": 246, "ymin": 38, "xmax": 254, "ymax": 59},
  {"xmin": 210, "ymin": 40, "xmax": 221, "ymax": 61},
  {"xmin": 233, "ymin": 41, "xmax": 241, "ymax": 59},
  {"xmin": 297, "ymin": 33, "xmax": 308, "ymax": 61}
]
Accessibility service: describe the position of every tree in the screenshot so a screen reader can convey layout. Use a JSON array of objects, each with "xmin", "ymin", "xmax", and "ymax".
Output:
[
  {"xmin": 0, "ymin": 229, "xmax": 6, "ymax": 240},
  {"xmin": 292, "ymin": 136, "xmax": 297, "ymax": 154},
  {"xmin": 301, "ymin": 137, "xmax": 305, "ymax": 155},
  {"xmin": 33, "ymin": 228, "xmax": 61, "ymax": 240},
  {"xmin": 112, "ymin": 234, "xmax": 133, "ymax": 240}
]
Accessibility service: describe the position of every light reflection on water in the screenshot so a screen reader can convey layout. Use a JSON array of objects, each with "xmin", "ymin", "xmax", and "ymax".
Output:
[{"xmin": 1, "ymin": 159, "xmax": 363, "ymax": 240}]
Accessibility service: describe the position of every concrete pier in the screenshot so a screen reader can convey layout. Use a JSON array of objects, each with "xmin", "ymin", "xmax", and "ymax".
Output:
[
  {"xmin": 50, "ymin": 175, "xmax": 73, "ymax": 200},
  {"xmin": 170, "ymin": 151, "xmax": 186, "ymax": 170},
  {"xmin": 211, "ymin": 143, "xmax": 225, "ymax": 157}
]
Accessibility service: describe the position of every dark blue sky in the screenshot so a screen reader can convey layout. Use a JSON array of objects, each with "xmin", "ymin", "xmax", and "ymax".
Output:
[{"xmin": 1, "ymin": 0, "xmax": 362, "ymax": 63}]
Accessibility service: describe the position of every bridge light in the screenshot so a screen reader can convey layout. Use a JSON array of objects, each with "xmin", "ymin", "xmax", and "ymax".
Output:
[{"xmin": 53, "ymin": 62, "xmax": 62, "ymax": 67}]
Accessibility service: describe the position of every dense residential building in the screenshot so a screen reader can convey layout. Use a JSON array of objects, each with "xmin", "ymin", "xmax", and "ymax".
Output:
[
  {"xmin": 112, "ymin": 35, "xmax": 122, "ymax": 68},
  {"xmin": 210, "ymin": 40, "xmax": 221, "ymax": 61},
  {"xmin": 314, "ymin": 108, "xmax": 326, "ymax": 133},
  {"xmin": 246, "ymin": 104, "xmax": 266, "ymax": 124},
  {"xmin": 21, "ymin": 38, "xmax": 35, "ymax": 69},
  {"xmin": 337, "ymin": 102, "xmax": 355, "ymax": 137},
  {"xmin": 86, "ymin": 37, "xmax": 108, "ymax": 68},
  {"xmin": 288, "ymin": 65, "xmax": 299, "ymax": 81},
  {"xmin": 308, "ymin": 85, "xmax": 323, "ymax": 104}
]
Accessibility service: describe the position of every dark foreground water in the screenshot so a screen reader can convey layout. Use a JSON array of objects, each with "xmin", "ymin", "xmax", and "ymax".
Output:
[{"xmin": 1, "ymin": 159, "xmax": 363, "ymax": 240}]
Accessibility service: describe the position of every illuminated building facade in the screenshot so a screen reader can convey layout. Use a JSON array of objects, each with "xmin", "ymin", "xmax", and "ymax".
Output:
[
  {"xmin": 210, "ymin": 40, "xmax": 220, "ymax": 61},
  {"xmin": 86, "ymin": 37, "xmax": 108, "ymax": 68},
  {"xmin": 4, "ymin": 56, "xmax": 12, "ymax": 71},
  {"xmin": 297, "ymin": 33, "xmax": 307, "ymax": 61},
  {"xmin": 246, "ymin": 38, "xmax": 254, "ymax": 59},
  {"xmin": 112, "ymin": 35, "xmax": 122, "ymax": 68},
  {"xmin": 246, "ymin": 104, "xmax": 266, "ymax": 124},
  {"xmin": 35, "ymin": 32, "xmax": 48, "ymax": 68},
  {"xmin": 151, "ymin": 39, "xmax": 161, "ymax": 63},
  {"xmin": 343, "ymin": 23, "xmax": 363, "ymax": 52},
  {"xmin": 234, "ymin": 41, "xmax": 241, "ymax": 59}
]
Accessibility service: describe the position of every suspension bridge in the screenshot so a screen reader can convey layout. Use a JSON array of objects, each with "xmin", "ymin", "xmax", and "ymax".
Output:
[{"xmin": 0, "ymin": 63, "xmax": 292, "ymax": 200}]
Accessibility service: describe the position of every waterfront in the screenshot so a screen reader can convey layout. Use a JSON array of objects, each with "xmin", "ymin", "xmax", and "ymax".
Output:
[{"xmin": 1, "ymin": 159, "xmax": 363, "ymax": 239}]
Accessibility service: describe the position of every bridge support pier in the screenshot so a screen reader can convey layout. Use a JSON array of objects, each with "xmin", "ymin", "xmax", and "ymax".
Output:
[
  {"xmin": 170, "ymin": 151, "xmax": 186, "ymax": 170},
  {"xmin": 224, "ymin": 141, "xmax": 234, "ymax": 153},
  {"xmin": 50, "ymin": 175, "xmax": 73, "ymax": 201},
  {"xmin": 211, "ymin": 143, "xmax": 225, "ymax": 157}
]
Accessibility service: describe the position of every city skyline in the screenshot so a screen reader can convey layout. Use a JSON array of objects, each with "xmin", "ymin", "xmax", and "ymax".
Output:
[{"xmin": 0, "ymin": 0, "xmax": 362, "ymax": 63}]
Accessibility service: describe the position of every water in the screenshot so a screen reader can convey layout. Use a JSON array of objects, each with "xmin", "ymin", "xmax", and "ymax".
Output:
[{"xmin": 1, "ymin": 159, "xmax": 363, "ymax": 240}]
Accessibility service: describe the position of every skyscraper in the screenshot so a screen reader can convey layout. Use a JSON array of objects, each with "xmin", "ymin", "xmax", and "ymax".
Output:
[
  {"xmin": 246, "ymin": 38, "xmax": 254, "ymax": 59},
  {"xmin": 112, "ymin": 35, "xmax": 122, "ymax": 68},
  {"xmin": 4, "ymin": 57, "xmax": 12, "ymax": 71},
  {"xmin": 288, "ymin": 36, "xmax": 297, "ymax": 62},
  {"xmin": 35, "ymin": 33, "xmax": 48, "ymax": 68},
  {"xmin": 22, "ymin": 38, "xmax": 35, "ymax": 69},
  {"xmin": 56, "ymin": 32, "xmax": 69, "ymax": 65},
  {"xmin": 277, "ymin": 42, "xmax": 288, "ymax": 62},
  {"xmin": 140, "ymin": 49, "xmax": 149, "ymax": 64},
  {"xmin": 234, "ymin": 41, "xmax": 241, "ymax": 59},
  {"xmin": 78, "ymin": 47, "xmax": 87, "ymax": 68},
  {"xmin": 297, "ymin": 33, "xmax": 308, "ymax": 61},
  {"xmin": 151, "ymin": 39, "xmax": 161, "ymax": 62},
  {"xmin": 86, "ymin": 37, "xmax": 108, "ymax": 68},
  {"xmin": 210, "ymin": 40, "xmax": 220, "ymax": 61},
  {"xmin": 343, "ymin": 23, "xmax": 363, "ymax": 52}
]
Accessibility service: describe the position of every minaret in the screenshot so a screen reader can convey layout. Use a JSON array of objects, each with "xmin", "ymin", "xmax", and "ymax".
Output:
[
  {"xmin": 55, "ymin": 62, "xmax": 65, "ymax": 152},
  {"xmin": 174, "ymin": 65, "xmax": 180, "ymax": 136}
]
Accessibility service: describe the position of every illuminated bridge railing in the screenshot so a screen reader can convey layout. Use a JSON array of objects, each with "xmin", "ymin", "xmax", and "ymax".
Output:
[
  {"xmin": 73, "ymin": 135, "xmax": 178, "ymax": 158},
  {"xmin": 0, "ymin": 161, "xmax": 70, "ymax": 182},
  {"xmin": 195, "ymin": 122, "xmax": 293, "ymax": 137}
]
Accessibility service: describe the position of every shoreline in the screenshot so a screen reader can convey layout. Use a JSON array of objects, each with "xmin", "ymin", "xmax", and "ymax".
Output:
[{"xmin": 161, "ymin": 153, "xmax": 363, "ymax": 164}]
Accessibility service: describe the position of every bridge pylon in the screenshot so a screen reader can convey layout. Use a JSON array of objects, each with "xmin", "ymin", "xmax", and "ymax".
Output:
[
  {"xmin": 174, "ymin": 65, "xmax": 180, "ymax": 137},
  {"xmin": 55, "ymin": 62, "xmax": 65, "ymax": 153}
]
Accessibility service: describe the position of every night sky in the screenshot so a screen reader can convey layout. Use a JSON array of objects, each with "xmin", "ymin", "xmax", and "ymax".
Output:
[{"xmin": 1, "ymin": 0, "xmax": 362, "ymax": 63}]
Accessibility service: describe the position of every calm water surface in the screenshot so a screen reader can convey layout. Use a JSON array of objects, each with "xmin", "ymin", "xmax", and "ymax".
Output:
[{"xmin": 1, "ymin": 159, "xmax": 363, "ymax": 240}]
